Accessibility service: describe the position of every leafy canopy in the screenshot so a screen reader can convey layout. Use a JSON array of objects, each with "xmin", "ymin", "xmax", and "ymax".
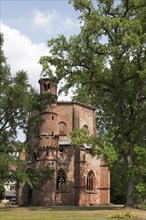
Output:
[{"xmin": 0, "ymin": 33, "xmax": 54, "ymax": 188}]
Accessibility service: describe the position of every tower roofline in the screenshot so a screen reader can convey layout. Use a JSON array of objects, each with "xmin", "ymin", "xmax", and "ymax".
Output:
[
  {"xmin": 57, "ymin": 101, "xmax": 95, "ymax": 111},
  {"xmin": 38, "ymin": 78, "xmax": 51, "ymax": 83}
]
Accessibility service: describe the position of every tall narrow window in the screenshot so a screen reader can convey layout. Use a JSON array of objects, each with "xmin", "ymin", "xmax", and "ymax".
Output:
[
  {"xmin": 46, "ymin": 147, "xmax": 49, "ymax": 156},
  {"xmin": 87, "ymin": 170, "xmax": 95, "ymax": 190},
  {"xmin": 44, "ymin": 83, "xmax": 47, "ymax": 91},
  {"xmin": 59, "ymin": 122, "xmax": 67, "ymax": 136},
  {"xmin": 44, "ymin": 83, "xmax": 50, "ymax": 91},
  {"xmin": 56, "ymin": 169, "xmax": 66, "ymax": 191}
]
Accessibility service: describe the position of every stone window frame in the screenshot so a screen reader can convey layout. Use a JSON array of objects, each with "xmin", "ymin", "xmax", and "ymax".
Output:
[
  {"xmin": 56, "ymin": 169, "xmax": 67, "ymax": 191},
  {"xmin": 58, "ymin": 121, "xmax": 67, "ymax": 136},
  {"xmin": 86, "ymin": 170, "xmax": 95, "ymax": 191}
]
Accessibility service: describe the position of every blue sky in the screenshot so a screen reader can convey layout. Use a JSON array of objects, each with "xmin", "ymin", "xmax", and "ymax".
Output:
[
  {"xmin": 1, "ymin": 0, "xmax": 80, "ymax": 95},
  {"xmin": 1, "ymin": 0, "xmax": 80, "ymax": 43}
]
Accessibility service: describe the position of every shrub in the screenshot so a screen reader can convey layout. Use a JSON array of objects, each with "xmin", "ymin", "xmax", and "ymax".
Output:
[{"xmin": 107, "ymin": 212, "xmax": 137, "ymax": 218}]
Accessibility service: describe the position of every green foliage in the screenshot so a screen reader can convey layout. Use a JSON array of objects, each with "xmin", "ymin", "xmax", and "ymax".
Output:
[
  {"xmin": 0, "ymin": 33, "xmax": 55, "ymax": 184},
  {"xmin": 40, "ymin": 0, "xmax": 146, "ymax": 206},
  {"xmin": 71, "ymin": 127, "xmax": 118, "ymax": 167},
  {"xmin": 26, "ymin": 166, "xmax": 54, "ymax": 189},
  {"xmin": 134, "ymin": 182, "xmax": 146, "ymax": 204},
  {"xmin": 137, "ymin": 203, "xmax": 146, "ymax": 210},
  {"xmin": 108, "ymin": 212, "xmax": 137, "ymax": 218},
  {"xmin": 71, "ymin": 127, "xmax": 92, "ymax": 147},
  {"xmin": 0, "ymin": 181, "xmax": 5, "ymax": 199},
  {"xmin": 0, "ymin": 33, "xmax": 30, "ymax": 182}
]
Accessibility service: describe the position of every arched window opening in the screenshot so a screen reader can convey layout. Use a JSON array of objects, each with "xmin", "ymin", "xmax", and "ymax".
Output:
[
  {"xmin": 56, "ymin": 169, "xmax": 66, "ymax": 191},
  {"xmin": 59, "ymin": 147, "xmax": 64, "ymax": 154},
  {"xmin": 87, "ymin": 170, "xmax": 95, "ymax": 190},
  {"xmin": 44, "ymin": 83, "xmax": 47, "ymax": 91},
  {"xmin": 44, "ymin": 83, "xmax": 50, "ymax": 91},
  {"xmin": 59, "ymin": 122, "xmax": 67, "ymax": 136},
  {"xmin": 46, "ymin": 147, "xmax": 49, "ymax": 156},
  {"xmin": 83, "ymin": 125, "xmax": 89, "ymax": 130},
  {"xmin": 34, "ymin": 151, "xmax": 39, "ymax": 160},
  {"xmin": 47, "ymin": 83, "xmax": 50, "ymax": 91},
  {"xmin": 58, "ymin": 147, "xmax": 64, "ymax": 157}
]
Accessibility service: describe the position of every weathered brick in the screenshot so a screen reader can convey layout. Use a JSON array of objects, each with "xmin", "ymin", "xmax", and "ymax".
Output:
[{"xmin": 18, "ymin": 78, "xmax": 110, "ymax": 206}]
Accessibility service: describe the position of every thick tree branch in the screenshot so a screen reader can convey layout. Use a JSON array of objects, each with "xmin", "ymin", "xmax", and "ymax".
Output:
[{"xmin": 0, "ymin": 111, "xmax": 24, "ymax": 132}]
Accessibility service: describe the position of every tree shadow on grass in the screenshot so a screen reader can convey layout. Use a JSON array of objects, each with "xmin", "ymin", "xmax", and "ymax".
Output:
[
  {"xmin": 0, "ymin": 205, "xmax": 124, "ymax": 212},
  {"xmin": 26, "ymin": 205, "xmax": 123, "ymax": 211}
]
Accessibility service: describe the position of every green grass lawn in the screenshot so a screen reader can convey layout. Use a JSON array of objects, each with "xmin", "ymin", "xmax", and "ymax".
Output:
[{"xmin": 0, "ymin": 205, "xmax": 145, "ymax": 220}]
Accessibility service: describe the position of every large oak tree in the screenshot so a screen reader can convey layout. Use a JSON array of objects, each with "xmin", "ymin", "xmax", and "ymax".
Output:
[{"xmin": 40, "ymin": 0, "xmax": 146, "ymax": 206}]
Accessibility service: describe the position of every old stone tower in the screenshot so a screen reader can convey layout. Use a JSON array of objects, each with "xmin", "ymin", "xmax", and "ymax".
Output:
[{"xmin": 18, "ymin": 78, "xmax": 110, "ymax": 206}]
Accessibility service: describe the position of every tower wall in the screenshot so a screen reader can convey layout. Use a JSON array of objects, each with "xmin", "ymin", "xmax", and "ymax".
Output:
[
  {"xmin": 19, "ymin": 78, "xmax": 110, "ymax": 206},
  {"xmin": 38, "ymin": 78, "xmax": 58, "ymax": 160},
  {"xmin": 39, "ymin": 78, "xmax": 57, "ymax": 96}
]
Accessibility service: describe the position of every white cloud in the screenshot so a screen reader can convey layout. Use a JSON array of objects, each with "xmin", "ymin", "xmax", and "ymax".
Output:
[
  {"xmin": 1, "ymin": 22, "xmax": 72, "ymax": 100},
  {"xmin": 63, "ymin": 17, "xmax": 80, "ymax": 30},
  {"xmin": 32, "ymin": 9, "xmax": 57, "ymax": 33},
  {"xmin": 1, "ymin": 22, "xmax": 49, "ymax": 90}
]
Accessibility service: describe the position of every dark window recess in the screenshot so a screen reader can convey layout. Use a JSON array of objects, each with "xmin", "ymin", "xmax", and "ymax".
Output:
[
  {"xmin": 46, "ymin": 147, "xmax": 49, "ymax": 156},
  {"xmin": 59, "ymin": 147, "xmax": 64, "ymax": 154},
  {"xmin": 56, "ymin": 169, "xmax": 66, "ymax": 190},
  {"xmin": 34, "ymin": 152, "xmax": 39, "ymax": 160},
  {"xmin": 59, "ymin": 149, "xmax": 64, "ymax": 153},
  {"xmin": 44, "ymin": 83, "xmax": 50, "ymax": 91},
  {"xmin": 87, "ymin": 170, "xmax": 94, "ymax": 190},
  {"xmin": 83, "ymin": 125, "xmax": 89, "ymax": 130}
]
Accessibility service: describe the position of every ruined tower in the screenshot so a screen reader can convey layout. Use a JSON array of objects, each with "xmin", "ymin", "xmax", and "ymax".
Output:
[
  {"xmin": 18, "ymin": 78, "xmax": 110, "ymax": 206},
  {"xmin": 38, "ymin": 78, "xmax": 58, "ymax": 162}
]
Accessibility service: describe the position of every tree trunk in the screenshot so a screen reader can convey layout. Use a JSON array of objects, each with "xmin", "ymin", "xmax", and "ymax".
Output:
[
  {"xmin": 126, "ymin": 178, "xmax": 136, "ymax": 207},
  {"xmin": 125, "ymin": 141, "xmax": 136, "ymax": 208}
]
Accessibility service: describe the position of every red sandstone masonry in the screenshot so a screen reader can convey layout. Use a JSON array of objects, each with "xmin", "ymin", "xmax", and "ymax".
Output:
[{"xmin": 18, "ymin": 78, "xmax": 110, "ymax": 206}]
